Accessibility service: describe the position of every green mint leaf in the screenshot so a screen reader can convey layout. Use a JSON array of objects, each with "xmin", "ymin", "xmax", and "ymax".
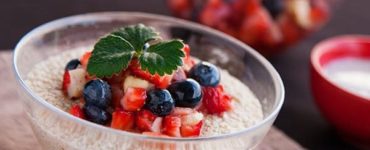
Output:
[
  {"xmin": 139, "ymin": 40, "xmax": 185, "ymax": 76},
  {"xmin": 112, "ymin": 24, "xmax": 159, "ymax": 52},
  {"xmin": 87, "ymin": 34, "xmax": 135, "ymax": 77}
]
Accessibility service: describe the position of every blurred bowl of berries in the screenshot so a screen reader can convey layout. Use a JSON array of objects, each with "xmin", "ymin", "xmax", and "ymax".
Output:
[{"xmin": 167, "ymin": 0, "xmax": 331, "ymax": 56}]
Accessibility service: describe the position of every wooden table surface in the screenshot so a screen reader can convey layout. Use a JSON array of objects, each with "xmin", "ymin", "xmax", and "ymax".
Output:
[{"xmin": 0, "ymin": 51, "xmax": 302, "ymax": 150}]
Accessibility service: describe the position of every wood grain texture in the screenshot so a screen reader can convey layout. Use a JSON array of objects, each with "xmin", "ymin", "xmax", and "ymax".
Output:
[{"xmin": 1, "ymin": 51, "xmax": 302, "ymax": 150}]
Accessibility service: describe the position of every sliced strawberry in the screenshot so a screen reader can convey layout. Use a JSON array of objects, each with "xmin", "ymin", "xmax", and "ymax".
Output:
[
  {"xmin": 162, "ymin": 115, "xmax": 182, "ymax": 137},
  {"xmin": 111, "ymin": 109, "xmax": 135, "ymax": 131},
  {"xmin": 80, "ymin": 51, "xmax": 92, "ymax": 68},
  {"xmin": 62, "ymin": 70, "xmax": 71, "ymax": 95},
  {"xmin": 202, "ymin": 85, "xmax": 232, "ymax": 114},
  {"xmin": 62, "ymin": 68, "xmax": 86, "ymax": 98},
  {"xmin": 142, "ymin": 132, "xmax": 169, "ymax": 138},
  {"xmin": 69, "ymin": 104, "xmax": 85, "ymax": 119},
  {"xmin": 136, "ymin": 109, "xmax": 158, "ymax": 132},
  {"xmin": 181, "ymin": 121, "xmax": 203, "ymax": 137},
  {"xmin": 121, "ymin": 87, "xmax": 147, "ymax": 112},
  {"xmin": 129, "ymin": 60, "xmax": 173, "ymax": 89}
]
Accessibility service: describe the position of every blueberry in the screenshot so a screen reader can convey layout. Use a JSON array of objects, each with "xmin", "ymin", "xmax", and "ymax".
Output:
[
  {"xmin": 65, "ymin": 59, "xmax": 80, "ymax": 70},
  {"xmin": 188, "ymin": 62, "xmax": 220, "ymax": 87},
  {"xmin": 262, "ymin": 0, "xmax": 284, "ymax": 19},
  {"xmin": 83, "ymin": 79, "xmax": 112, "ymax": 109},
  {"xmin": 145, "ymin": 89, "xmax": 175, "ymax": 116},
  {"xmin": 168, "ymin": 79, "xmax": 202, "ymax": 108},
  {"xmin": 83, "ymin": 104, "xmax": 111, "ymax": 125}
]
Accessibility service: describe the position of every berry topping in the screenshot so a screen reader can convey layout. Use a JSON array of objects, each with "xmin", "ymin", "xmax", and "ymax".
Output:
[
  {"xmin": 136, "ymin": 109, "xmax": 158, "ymax": 132},
  {"xmin": 189, "ymin": 62, "xmax": 220, "ymax": 87},
  {"xmin": 83, "ymin": 79, "xmax": 112, "ymax": 109},
  {"xmin": 162, "ymin": 115, "xmax": 182, "ymax": 137},
  {"xmin": 83, "ymin": 104, "xmax": 111, "ymax": 125},
  {"xmin": 69, "ymin": 104, "xmax": 85, "ymax": 119},
  {"xmin": 111, "ymin": 109, "xmax": 135, "ymax": 131},
  {"xmin": 202, "ymin": 85, "xmax": 232, "ymax": 114},
  {"xmin": 262, "ymin": 0, "xmax": 284, "ymax": 19},
  {"xmin": 65, "ymin": 59, "xmax": 80, "ymax": 70},
  {"xmin": 145, "ymin": 89, "xmax": 175, "ymax": 116},
  {"xmin": 180, "ymin": 121, "xmax": 203, "ymax": 137},
  {"xmin": 62, "ymin": 68, "xmax": 87, "ymax": 99},
  {"xmin": 168, "ymin": 79, "xmax": 202, "ymax": 108},
  {"xmin": 121, "ymin": 87, "xmax": 147, "ymax": 112},
  {"xmin": 80, "ymin": 51, "xmax": 92, "ymax": 68}
]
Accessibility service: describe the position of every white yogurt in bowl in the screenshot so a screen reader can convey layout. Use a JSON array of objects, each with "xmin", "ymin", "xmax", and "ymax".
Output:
[{"xmin": 324, "ymin": 57, "xmax": 370, "ymax": 99}]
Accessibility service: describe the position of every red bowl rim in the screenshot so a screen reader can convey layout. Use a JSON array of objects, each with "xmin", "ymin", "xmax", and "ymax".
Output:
[{"xmin": 311, "ymin": 35, "xmax": 370, "ymax": 101}]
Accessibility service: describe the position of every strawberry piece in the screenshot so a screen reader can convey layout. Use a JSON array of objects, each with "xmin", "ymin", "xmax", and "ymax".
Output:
[
  {"xmin": 239, "ymin": 7, "xmax": 282, "ymax": 48},
  {"xmin": 136, "ymin": 109, "xmax": 158, "ymax": 132},
  {"xmin": 80, "ymin": 51, "xmax": 92, "ymax": 68},
  {"xmin": 142, "ymin": 132, "xmax": 169, "ymax": 138},
  {"xmin": 162, "ymin": 115, "xmax": 182, "ymax": 137},
  {"xmin": 111, "ymin": 109, "xmax": 135, "ymax": 131},
  {"xmin": 62, "ymin": 70, "xmax": 71, "ymax": 95},
  {"xmin": 180, "ymin": 121, "xmax": 203, "ymax": 137},
  {"xmin": 121, "ymin": 87, "xmax": 147, "ymax": 112},
  {"xmin": 180, "ymin": 111, "xmax": 203, "ymax": 137},
  {"xmin": 129, "ymin": 60, "xmax": 173, "ymax": 89},
  {"xmin": 69, "ymin": 104, "xmax": 85, "ymax": 119},
  {"xmin": 278, "ymin": 15, "xmax": 305, "ymax": 46},
  {"xmin": 202, "ymin": 85, "xmax": 232, "ymax": 114},
  {"xmin": 310, "ymin": 0, "xmax": 330, "ymax": 28}
]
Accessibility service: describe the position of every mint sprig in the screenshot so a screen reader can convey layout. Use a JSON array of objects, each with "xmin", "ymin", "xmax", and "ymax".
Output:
[{"xmin": 87, "ymin": 24, "xmax": 185, "ymax": 78}]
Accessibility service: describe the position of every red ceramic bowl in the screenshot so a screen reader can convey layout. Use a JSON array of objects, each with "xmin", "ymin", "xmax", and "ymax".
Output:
[{"xmin": 311, "ymin": 35, "xmax": 370, "ymax": 146}]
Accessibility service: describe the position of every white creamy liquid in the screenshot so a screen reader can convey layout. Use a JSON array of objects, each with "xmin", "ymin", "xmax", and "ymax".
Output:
[{"xmin": 324, "ymin": 57, "xmax": 370, "ymax": 99}]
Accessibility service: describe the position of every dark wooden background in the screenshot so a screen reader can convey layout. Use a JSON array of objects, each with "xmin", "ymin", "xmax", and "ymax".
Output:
[{"xmin": 2, "ymin": 0, "xmax": 370, "ymax": 149}]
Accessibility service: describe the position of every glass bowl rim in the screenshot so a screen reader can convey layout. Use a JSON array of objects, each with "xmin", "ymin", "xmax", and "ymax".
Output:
[{"xmin": 12, "ymin": 11, "xmax": 285, "ymax": 142}]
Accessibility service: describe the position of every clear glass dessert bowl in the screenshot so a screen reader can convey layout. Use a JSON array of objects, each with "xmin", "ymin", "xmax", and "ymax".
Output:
[{"xmin": 13, "ymin": 12, "xmax": 284, "ymax": 150}]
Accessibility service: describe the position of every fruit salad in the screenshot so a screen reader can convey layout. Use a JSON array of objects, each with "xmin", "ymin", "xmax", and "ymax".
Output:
[
  {"xmin": 26, "ymin": 24, "xmax": 263, "ymax": 139},
  {"xmin": 168, "ymin": 0, "xmax": 330, "ymax": 56}
]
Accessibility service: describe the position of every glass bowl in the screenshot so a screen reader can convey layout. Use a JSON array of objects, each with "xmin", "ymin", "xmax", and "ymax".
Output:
[
  {"xmin": 167, "ymin": 0, "xmax": 332, "ymax": 56},
  {"xmin": 13, "ymin": 12, "xmax": 284, "ymax": 150}
]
